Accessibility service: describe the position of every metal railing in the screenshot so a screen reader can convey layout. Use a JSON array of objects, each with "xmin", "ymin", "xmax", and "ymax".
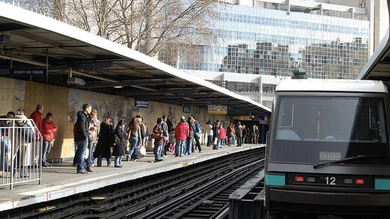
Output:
[{"xmin": 0, "ymin": 118, "xmax": 42, "ymax": 189}]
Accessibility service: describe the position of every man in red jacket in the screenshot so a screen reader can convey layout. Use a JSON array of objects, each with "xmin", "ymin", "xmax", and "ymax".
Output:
[
  {"xmin": 174, "ymin": 116, "xmax": 189, "ymax": 157},
  {"xmin": 30, "ymin": 104, "xmax": 43, "ymax": 134}
]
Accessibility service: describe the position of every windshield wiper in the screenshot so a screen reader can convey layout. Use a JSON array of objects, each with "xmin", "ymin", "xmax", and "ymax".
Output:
[{"xmin": 313, "ymin": 155, "xmax": 388, "ymax": 169}]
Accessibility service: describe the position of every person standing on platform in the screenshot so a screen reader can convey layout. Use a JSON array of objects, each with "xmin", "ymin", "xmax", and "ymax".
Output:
[
  {"xmin": 175, "ymin": 116, "xmax": 189, "ymax": 157},
  {"xmin": 0, "ymin": 111, "xmax": 15, "ymax": 172},
  {"xmin": 193, "ymin": 117, "xmax": 202, "ymax": 153},
  {"xmin": 75, "ymin": 103, "xmax": 92, "ymax": 174},
  {"xmin": 135, "ymin": 115, "xmax": 146, "ymax": 146},
  {"xmin": 126, "ymin": 117, "xmax": 141, "ymax": 161},
  {"xmin": 185, "ymin": 116, "xmax": 195, "ymax": 155},
  {"xmin": 236, "ymin": 121, "xmax": 244, "ymax": 147},
  {"xmin": 212, "ymin": 120, "xmax": 220, "ymax": 149},
  {"xmin": 15, "ymin": 109, "xmax": 35, "ymax": 178},
  {"xmin": 242, "ymin": 125, "xmax": 247, "ymax": 145},
  {"xmin": 113, "ymin": 119, "xmax": 127, "ymax": 168},
  {"xmin": 168, "ymin": 122, "xmax": 175, "ymax": 153},
  {"xmin": 94, "ymin": 117, "xmax": 114, "ymax": 167},
  {"xmin": 29, "ymin": 104, "xmax": 43, "ymax": 135},
  {"xmin": 87, "ymin": 110, "xmax": 99, "ymax": 170},
  {"xmin": 161, "ymin": 115, "xmax": 169, "ymax": 158},
  {"xmin": 205, "ymin": 121, "xmax": 212, "ymax": 147},
  {"xmin": 218, "ymin": 123, "xmax": 226, "ymax": 148},
  {"xmin": 226, "ymin": 123, "xmax": 235, "ymax": 146},
  {"xmin": 151, "ymin": 118, "xmax": 164, "ymax": 162},
  {"xmin": 255, "ymin": 125, "xmax": 260, "ymax": 144},
  {"xmin": 41, "ymin": 113, "xmax": 57, "ymax": 167},
  {"xmin": 251, "ymin": 124, "xmax": 257, "ymax": 144}
]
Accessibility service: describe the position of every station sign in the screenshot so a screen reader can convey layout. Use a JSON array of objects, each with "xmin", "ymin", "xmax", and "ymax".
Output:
[
  {"xmin": 183, "ymin": 106, "xmax": 191, "ymax": 113},
  {"xmin": 135, "ymin": 100, "xmax": 149, "ymax": 108},
  {"xmin": 10, "ymin": 68, "xmax": 48, "ymax": 76},
  {"xmin": 208, "ymin": 105, "xmax": 227, "ymax": 115}
]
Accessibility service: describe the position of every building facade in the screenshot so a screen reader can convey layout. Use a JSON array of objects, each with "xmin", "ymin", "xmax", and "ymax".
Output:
[{"xmin": 178, "ymin": 0, "xmax": 383, "ymax": 108}]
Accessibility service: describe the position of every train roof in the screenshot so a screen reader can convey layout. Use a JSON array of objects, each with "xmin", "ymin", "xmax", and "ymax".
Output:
[{"xmin": 275, "ymin": 79, "xmax": 388, "ymax": 93}]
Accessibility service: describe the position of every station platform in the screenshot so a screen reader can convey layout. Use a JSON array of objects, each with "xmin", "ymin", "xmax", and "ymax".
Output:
[{"xmin": 0, "ymin": 144, "xmax": 265, "ymax": 212}]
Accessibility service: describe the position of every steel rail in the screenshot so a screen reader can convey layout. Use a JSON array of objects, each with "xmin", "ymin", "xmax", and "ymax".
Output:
[{"xmin": 131, "ymin": 158, "xmax": 265, "ymax": 219}]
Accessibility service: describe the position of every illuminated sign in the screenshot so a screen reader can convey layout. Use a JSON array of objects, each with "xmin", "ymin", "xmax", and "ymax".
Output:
[{"xmin": 208, "ymin": 105, "xmax": 227, "ymax": 115}]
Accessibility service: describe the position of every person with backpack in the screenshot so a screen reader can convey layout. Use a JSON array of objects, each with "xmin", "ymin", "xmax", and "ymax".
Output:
[{"xmin": 193, "ymin": 117, "xmax": 202, "ymax": 153}]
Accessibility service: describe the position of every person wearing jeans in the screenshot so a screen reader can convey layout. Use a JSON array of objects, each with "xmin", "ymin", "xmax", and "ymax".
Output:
[
  {"xmin": 152, "ymin": 118, "xmax": 163, "ymax": 162},
  {"xmin": 174, "ymin": 116, "xmax": 189, "ymax": 157},
  {"xmin": 74, "ymin": 103, "xmax": 92, "ymax": 174},
  {"xmin": 42, "ymin": 113, "xmax": 57, "ymax": 167},
  {"xmin": 126, "ymin": 117, "xmax": 141, "ymax": 161},
  {"xmin": 76, "ymin": 139, "xmax": 88, "ymax": 173}
]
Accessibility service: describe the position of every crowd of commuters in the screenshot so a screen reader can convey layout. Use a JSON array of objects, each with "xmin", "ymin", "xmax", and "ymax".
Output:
[{"xmin": 0, "ymin": 102, "xmax": 263, "ymax": 175}]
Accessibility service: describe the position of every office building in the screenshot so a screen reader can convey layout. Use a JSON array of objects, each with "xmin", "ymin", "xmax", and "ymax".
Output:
[{"xmin": 171, "ymin": 0, "xmax": 385, "ymax": 108}]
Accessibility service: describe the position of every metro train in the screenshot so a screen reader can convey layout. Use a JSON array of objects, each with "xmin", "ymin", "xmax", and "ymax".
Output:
[{"xmin": 264, "ymin": 79, "xmax": 390, "ymax": 218}]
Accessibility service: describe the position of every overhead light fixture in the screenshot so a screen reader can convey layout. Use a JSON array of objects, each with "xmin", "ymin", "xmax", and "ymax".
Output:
[
  {"xmin": 114, "ymin": 85, "xmax": 124, "ymax": 89},
  {"xmin": 67, "ymin": 77, "xmax": 86, "ymax": 86}
]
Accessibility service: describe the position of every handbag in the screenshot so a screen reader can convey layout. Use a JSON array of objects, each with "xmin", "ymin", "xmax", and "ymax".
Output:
[{"xmin": 135, "ymin": 145, "xmax": 147, "ymax": 156}]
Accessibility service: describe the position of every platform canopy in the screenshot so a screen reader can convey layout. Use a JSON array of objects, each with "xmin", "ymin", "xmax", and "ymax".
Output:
[
  {"xmin": 357, "ymin": 0, "xmax": 390, "ymax": 83},
  {"xmin": 0, "ymin": 2, "xmax": 270, "ymax": 117}
]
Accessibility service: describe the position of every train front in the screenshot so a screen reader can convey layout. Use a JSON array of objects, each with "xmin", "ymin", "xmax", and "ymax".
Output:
[{"xmin": 264, "ymin": 80, "xmax": 390, "ymax": 217}]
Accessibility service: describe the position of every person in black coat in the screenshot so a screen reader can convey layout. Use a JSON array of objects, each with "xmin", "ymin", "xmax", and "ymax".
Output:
[
  {"xmin": 113, "ymin": 119, "xmax": 127, "ymax": 168},
  {"xmin": 74, "ymin": 103, "xmax": 92, "ymax": 174},
  {"xmin": 94, "ymin": 117, "xmax": 114, "ymax": 167}
]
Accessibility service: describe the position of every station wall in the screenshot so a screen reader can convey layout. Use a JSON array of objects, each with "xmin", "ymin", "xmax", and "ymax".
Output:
[{"xmin": 0, "ymin": 77, "xmax": 226, "ymax": 160}]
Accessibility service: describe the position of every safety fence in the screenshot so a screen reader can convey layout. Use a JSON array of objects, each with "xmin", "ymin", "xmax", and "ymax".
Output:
[{"xmin": 0, "ymin": 118, "xmax": 42, "ymax": 189}]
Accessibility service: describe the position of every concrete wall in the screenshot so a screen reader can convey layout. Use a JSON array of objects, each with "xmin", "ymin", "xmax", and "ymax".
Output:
[{"xmin": 0, "ymin": 77, "xmax": 227, "ymax": 160}]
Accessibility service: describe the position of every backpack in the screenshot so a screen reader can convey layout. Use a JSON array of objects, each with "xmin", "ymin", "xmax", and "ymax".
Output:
[{"xmin": 195, "ymin": 121, "xmax": 200, "ymax": 133}]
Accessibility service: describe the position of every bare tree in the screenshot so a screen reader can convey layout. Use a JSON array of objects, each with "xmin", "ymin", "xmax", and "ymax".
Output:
[{"xmin": 24, "ymin": 0, "xmax": 223, "ymax": 66}]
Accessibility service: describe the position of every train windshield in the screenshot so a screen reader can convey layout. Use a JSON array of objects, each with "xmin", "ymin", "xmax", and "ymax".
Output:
[{"xmin": 271, "ymin": 96, "xmax": 390, "ymax": 165}]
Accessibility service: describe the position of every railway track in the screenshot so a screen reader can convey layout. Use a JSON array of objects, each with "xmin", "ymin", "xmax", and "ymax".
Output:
[{"xmin": 3, "ymin": 147, "xmax": 265, "ymax": 218}]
